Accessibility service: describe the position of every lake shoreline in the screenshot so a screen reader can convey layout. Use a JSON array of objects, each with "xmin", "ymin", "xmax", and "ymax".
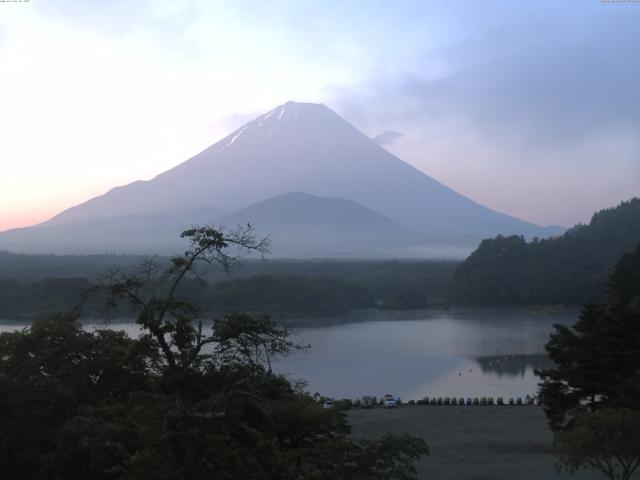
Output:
[
  {"xmin": 0, "ymin": 304, "xmax": 581, "ymax": 326},
  {"xmin": 2, "ymin": 308, "xmax": 578, "ymax": 399}
]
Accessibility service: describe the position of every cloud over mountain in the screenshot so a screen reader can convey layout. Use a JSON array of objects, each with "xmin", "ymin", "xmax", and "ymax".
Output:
[{"xmin": 373, "ymin": 130, "xmax": 404, "ymax": 145}]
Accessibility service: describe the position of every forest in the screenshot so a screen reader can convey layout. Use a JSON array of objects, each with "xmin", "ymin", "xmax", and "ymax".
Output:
[
  {"xmin": 1, "ymin": 198, "xmax": 639, "ymax": 321},
  {"xmin": 452, "ymin": 198, "xmax": 640, "ymax": 305},
  {"xmin": 0, "ymin": 259, "xmax": 456, "ymax": 320}
]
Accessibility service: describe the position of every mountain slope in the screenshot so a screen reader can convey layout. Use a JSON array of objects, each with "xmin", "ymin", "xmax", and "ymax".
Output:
[
  {"xmin": 0, "ymin": 207, "xmax": 222, "ymax": 254},
  {"xmin": 215, "ymin": 192, "xmax": 425, "ymax": 257},
  {"xmin": 452, "ymin": 198, "xmax": 640, "ymax": 305},
  {"xmin": 43, "ymin": 102, "xmax": 557, "ymax": 236},
  {"xmin": 1, "ymin": 101, "xmax": 562, "ymax": 256}
]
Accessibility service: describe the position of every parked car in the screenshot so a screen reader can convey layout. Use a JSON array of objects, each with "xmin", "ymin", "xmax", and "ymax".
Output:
[
  {"xmin": 451, "ymin": 397, "xmax": 458, "ymax": 406},
  {"xmin": 508, "ymin": 397, "xmax": 515, "ymax": 406},
  {"xmin": 516, "ymin": 397, "xmax": 523, "ymax": 406},
  {"xmin": 430, "ymin": 397, "xmax": 438, "ymax": 405},
  {"xmin": 496, "ymin": 397, "xmax": 504, "ymax": 405},
  {"xmin": 480, "ymin": 397, "xmax": 487, "ymax": 406},
  {"xmin": 473, "ymin": 397, "xmax": 480, "ymax": 406},
  {"xmin": 361, "ymin": 396, "xmax": 374, "ymax": 409},
  {"xmin": 458, "ymin": 397, "xmax": 465, "ymax": 406},
  {"xmin": 437, "ymin": 397, "xmax": 443, "ymax": 405},
  {"xmin": 444, "ymin": 397, "xmax": 451, "ymax": 405},
  {"xmin": 466, "ymin": 397, "xmax": 473, "ymax": 406},
  {"xmin": 488, "ymin": 397, "xmax": 495, "ymax": 406},
  {"xmin": 383, "ymin": 394, "xmax": 397, "ymax": 408}
]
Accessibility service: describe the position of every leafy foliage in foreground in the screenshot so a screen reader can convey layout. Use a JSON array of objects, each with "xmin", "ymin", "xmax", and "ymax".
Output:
[
  {"xmin": 0, "ymin": 317, "xmax": 429, "ymax": 480},
  {"xmin": 555, "ymin": 408, "xmax": 640, "ymax": 480},
  {"xmin": 453, "ymin": 198, "xmax": 640, "ymax": 305},
  {"xmin": 538, "ymin": 242, "xmax": 640, "ymax": 430},
  {"xmin": 538, "ymin": 242, "xmax": 640, "ymax": 480},
  {"xmin": 0, "ymin": 226, "xmax": 428, "ymax": 479}
]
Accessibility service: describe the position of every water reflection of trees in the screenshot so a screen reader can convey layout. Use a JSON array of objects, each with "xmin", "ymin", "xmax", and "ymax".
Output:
[{"xmin": 474, "ymin": 354, "xmax": 552, "ymax": 378}]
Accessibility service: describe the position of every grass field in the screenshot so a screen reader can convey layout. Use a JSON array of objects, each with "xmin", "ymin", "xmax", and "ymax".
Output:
[{"xmin": 348, "ymin": 405, "xmax": 604, "ymax": 480}]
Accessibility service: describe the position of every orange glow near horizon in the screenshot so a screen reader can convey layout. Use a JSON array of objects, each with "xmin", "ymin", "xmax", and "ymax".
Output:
[
  {"xmin": 0, "ymin": 184, "xmax": 112, "ymax": 233},
  {"xmin": 0, "ymin": 210, "xmax": 53, "ymax": 232}
]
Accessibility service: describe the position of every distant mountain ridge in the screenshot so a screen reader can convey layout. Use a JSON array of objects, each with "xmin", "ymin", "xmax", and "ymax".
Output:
[
  {"xmin": 0, "ymin": 101, "xmax": 563, "ymax": 257},
  {"xmin": 216, "ymin": 192, "xmax": 424, "ymax": 257},
  {"xmin": 452, "ymin": 198, "xmax": 640, "ymax": 305}
]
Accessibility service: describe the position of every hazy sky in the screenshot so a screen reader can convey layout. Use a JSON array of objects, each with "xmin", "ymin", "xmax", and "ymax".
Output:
[{"xmin": 1, "ymin": 0, "xmax": 638, "ymax": 231}]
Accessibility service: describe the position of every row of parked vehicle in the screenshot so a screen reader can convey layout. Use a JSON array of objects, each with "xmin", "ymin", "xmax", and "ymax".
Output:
[
  {"xmin": 329, "ymin": 394, "xmax": 400, "ymax": 409},
  {"xmin": 345, "ymin": 395, "xmax": 539, "ymax": 409},
  {"xmin": 323, "ymin": 394, "xmax": 539, "ymax": 410},
  {"xmin": 412, "ymin": 395, "xmax": 539, "ymax": 406}
]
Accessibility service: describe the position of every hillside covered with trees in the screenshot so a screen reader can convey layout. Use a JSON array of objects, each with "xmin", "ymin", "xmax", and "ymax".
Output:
[
  {"xmin": 538, "ymin": 242, "xmax": 640, "ymax": 479},
  {"xmin": 452, "ymin": 198, "xmax": 640, "ymax": 305}
]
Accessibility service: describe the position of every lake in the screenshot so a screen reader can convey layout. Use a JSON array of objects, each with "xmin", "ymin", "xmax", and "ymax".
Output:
[
  {"xmin": 0, "ymin": 307, "xmax": 578, "ymax": 401},
  {"xmin": 277, "ymin": 307, "xmax": 578, "ymax": 400}
]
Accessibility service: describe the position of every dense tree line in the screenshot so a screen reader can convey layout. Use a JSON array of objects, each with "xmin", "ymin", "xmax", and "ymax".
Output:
[
  {"xmin": 0, "ymin": 278, "xmax": 97, "ymax": 319},
  {"xmin": 538, "ymin": 242, "xmax": 640, "ymax": 479},
  {"xmin": 4, "ymin": 199, "xmax": 639, "ymax": 311},
  {"xmin": 209, "ymin": 275, "xmax": 372, "ymax": 312},
  {"xmin": 0, "ymin": 264, "xmax": 455, "ymax": 320},
  {"xmin": 0, "ymin": 251, "xmax": 457, "ymax": 284},
  {"xmin": 0, "ymin": 251, "xmax": 144, "ymax": 280},
  {"xmin": 0, "ymin": 276, "xmax": 371, "ymax": 319},
  {"xmin": 538, "ymin": 241, "xmax": 640, "ymax": 429},
  {"xmin": 0, "ymin": 226, "xmax": 428, "ymax": 479},
  {"xmin": 452, "ymin": 198, "xmax": 640, "ymax": 305}
]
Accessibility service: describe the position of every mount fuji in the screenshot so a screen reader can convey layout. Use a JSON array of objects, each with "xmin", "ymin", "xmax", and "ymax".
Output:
[{"xmin": 0, "ymin": 102, "xmax": 563, "ymax": 257}]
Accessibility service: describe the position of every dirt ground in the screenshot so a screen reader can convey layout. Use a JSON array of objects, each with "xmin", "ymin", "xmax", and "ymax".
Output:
[{"xmin": 347, "ymin": 405, "xmax": 605, "ymax": 480}]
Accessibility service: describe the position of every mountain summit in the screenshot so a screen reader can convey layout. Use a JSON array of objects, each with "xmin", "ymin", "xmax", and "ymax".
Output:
[{"xmin": 0, "ymin": 102, "xmax": 562, "ymax": 256}]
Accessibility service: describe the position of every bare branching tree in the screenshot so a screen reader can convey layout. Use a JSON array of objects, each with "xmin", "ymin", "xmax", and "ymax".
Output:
[
  {"xmin": 103, "ymin": 224, "xmax": 271, "ymax": 372},
  {"xmin": 212, "ymin": 313, "xmax": 306, "ymax": 373}
]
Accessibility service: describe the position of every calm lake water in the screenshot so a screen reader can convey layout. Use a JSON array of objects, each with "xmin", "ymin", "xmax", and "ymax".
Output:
[
  {"xmin": 0, "ymin": 307, "xmax": 578, "ymax": 401},
  {"xmin": 277, "ymin": 307, "xmax": 578, "ymax": 400}
]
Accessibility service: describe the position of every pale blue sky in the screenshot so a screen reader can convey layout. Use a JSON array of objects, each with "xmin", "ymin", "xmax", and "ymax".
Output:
[{"xmin": 1, "ymin": 0, "xmax": 638, "ymax": 230}]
